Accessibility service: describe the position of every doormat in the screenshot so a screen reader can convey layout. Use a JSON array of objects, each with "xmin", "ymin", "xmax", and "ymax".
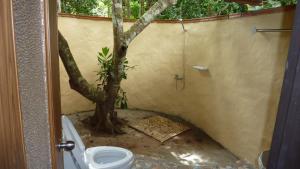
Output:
[{"xmin": 129, "ymin": 115, "xmax": 190, "ymax": 143}]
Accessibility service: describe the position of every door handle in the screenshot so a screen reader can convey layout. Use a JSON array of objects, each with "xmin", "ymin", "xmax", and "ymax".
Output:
[{"xmin": 57, "ymin": 141, "xmax": 75, "ymax": 151}]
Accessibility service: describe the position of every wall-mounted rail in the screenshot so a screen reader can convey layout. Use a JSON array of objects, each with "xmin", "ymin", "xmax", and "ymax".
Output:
[{"xmin": 255, "ymin": 28, "xmax": 293, "ymax": 32}]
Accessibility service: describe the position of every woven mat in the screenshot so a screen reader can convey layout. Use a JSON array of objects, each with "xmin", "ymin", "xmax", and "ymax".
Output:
[{"xmin": 129, "ymin": 116, "xmax": 190, "ymax": 142}]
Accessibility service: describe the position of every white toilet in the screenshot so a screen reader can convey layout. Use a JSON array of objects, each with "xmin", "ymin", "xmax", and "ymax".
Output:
[{"xmin": 62, "ymin": 115, "xmax": 134, "ymax": 169}]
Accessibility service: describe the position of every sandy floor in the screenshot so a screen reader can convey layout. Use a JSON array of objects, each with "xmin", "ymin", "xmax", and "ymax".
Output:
[{"xmin": 67, "ymin": 109, "xmax": 254, "ymax": 169}]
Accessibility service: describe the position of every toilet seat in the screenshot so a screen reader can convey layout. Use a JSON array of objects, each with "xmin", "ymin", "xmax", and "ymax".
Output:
[{"xmin": 85, "ymin": 146, "xmax": 134, "ymax": 169}]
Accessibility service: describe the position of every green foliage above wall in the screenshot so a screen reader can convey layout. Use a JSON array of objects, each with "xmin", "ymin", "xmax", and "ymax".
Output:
[
  {"xmin": 159, "ymin": 0, "xmax": 248, "ymax": 19},
  {"xmin": 61, "ymin": 0, "xmax": 99, "ymax": 15},
  {"xmin": 60, "ymin": 0, "xmax": 297, "ymax": 19}
]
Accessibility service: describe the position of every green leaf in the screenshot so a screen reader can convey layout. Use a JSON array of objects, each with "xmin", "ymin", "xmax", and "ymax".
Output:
[{"xmin": 102, "ymin": 47, "xmax": 110, "ymax": 56}]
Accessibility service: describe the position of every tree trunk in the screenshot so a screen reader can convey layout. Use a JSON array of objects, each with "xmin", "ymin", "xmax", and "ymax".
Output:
[
  {"xmin": 92, "ymin": 102, "xmax": 122, "ymax": 134},
  {"xmin": 58, "ymin": 0, "xmax": 177, "ymax": 134},
  {"xmin": 92, "ymin": 47, "xmax": 128, "ymax": 134}
]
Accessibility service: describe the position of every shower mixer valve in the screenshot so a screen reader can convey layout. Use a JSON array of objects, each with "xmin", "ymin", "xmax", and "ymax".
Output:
[{"xmin": 174, "ymin": 74, "xmax": 184, "ymax": 80}]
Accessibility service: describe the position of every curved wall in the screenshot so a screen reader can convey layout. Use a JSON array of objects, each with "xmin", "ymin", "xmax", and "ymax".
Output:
[{"xmin": 58, "ymin": 8, "xmax": 295, "ymax": 165}]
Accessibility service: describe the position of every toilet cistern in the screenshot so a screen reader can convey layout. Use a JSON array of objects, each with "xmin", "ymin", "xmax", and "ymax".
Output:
[{"xmin": 62, "ymin": 116, "xmax": 134, "ymax": 169}]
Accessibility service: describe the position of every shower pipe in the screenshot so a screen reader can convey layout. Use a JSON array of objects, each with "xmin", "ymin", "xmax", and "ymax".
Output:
[{"xmin": 179, "ymin": 18, "xmax": 187, "ymax": 32}]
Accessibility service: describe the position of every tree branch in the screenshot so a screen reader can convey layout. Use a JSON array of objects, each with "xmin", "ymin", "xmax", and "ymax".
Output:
[
  {"xmin": 112, "ymin": 0, "xmax": 125, "ymax": 51},
  {"xmin": 124, "ymin": 0, "xmax": 177, "ymax": 45},
  {"xmin": 58, "ymin": 31, "xmax": 104, "ymax": 102}
]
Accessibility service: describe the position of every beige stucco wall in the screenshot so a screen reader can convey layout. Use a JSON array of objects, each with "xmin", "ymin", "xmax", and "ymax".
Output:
[{"xmin": 59, "ymin": 10, "xmax": 295, "ymax": 165}]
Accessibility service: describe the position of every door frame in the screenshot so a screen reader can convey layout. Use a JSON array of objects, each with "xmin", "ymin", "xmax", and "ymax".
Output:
[
  {"xmin": 0, "ymin": 0, "xmax": 27, "ymax": 168},
  {"xmin": 44, "ymin": 0, "xmax": 64, "ymax": 169},
  {"xmin": 268, "ymin": 2, "xmax": 300, "ymax": 169}
]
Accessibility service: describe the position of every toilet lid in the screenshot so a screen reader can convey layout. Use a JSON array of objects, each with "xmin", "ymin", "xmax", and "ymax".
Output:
[{"xmin": 62, "ymin": 116, "xmax": 86, "ymax": 152}]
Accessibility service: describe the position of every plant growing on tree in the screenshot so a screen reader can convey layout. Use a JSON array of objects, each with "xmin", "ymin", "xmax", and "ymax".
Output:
[
  {"xmin": 58, "ymin": 0, "xmax": 178, "ymax": 134},
  {"xmin": 96, "ymin": 47, "xmax": 133, "ymax": 109}
]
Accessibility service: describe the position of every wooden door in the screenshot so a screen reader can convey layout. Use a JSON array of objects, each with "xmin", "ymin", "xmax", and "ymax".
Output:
[
  {"xmin": 0, "ymin": 0, "xmax": 27, "ymax": 168},
  {"xmin": 44, "ymin": 0, "xmax": 64, "ymax": 169},
  {"xmin": 268, "ymin": 3, "xmax": 300, "ymax": 169}
]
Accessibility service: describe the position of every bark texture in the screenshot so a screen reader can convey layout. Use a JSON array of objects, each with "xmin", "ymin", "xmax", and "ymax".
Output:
[
  {"xmin": 58, "ymin": 0, "xmax": 177, "ymax": 134},
  {"xmin": 124, "ymin": 0, "xmax": 177, "ymax": 45},
  {"xmin": 58, "ymin": 32, "xmax": 104, "ymax": 102}
]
